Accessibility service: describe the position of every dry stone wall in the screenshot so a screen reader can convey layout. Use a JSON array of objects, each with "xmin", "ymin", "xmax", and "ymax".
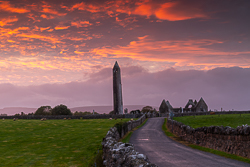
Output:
[
  {"xmin": 0, "ymin": 114, "xmax": 143, "ymax": 120},
  {"xmin": 167, "ymin": 118, "xmax": 250, "ymax": 158},
  {"xmin": 160, "ymin": 111, "xmax": 250, "ymax": 118},
  {"xmin": 173, "ymin": 111, "xmax": 250, "ymax": 117},
  {"xmin": 102, "ymin": 114, "xmax": 157, "ymax": 167}
]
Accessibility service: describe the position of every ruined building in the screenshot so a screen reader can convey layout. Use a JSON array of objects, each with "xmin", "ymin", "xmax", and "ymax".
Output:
[
  {"xmin": 159, "ymin": 100, "xmax": 174, "ymax": 113},
  {"xmin": 159, "ymin": 97, "xmax": 208, "ymax": 114}
]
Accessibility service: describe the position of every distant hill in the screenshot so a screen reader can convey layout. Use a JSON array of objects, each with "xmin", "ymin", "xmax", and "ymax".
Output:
[
  {"xmin": 0, "ymin": 105, "xmax": 159, "ymax": 116},
  {"xmin": 0, "ymin": 107, "xmax": 37, "ymax": 116}
]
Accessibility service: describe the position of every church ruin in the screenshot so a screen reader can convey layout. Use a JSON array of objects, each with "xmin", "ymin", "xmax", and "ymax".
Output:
[{"xmin": 159, "ymin": 97, "xmax": 208, "ymax": 114}]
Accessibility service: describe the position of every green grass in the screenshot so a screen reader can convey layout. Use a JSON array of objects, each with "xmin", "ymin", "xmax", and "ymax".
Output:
[
  {"xmin": 0, "ymin": 118, "xmax": 132, "ymax": 167},
  {"xmin": 162, "ymin": 118, "xmax": 174, "ymax": 137},
  {"xmin": 189, "ymin": 145, "xmax": 250, "ymax": 163},
  {"xmin": 121, "ymin": 132, "xmax": 133, "ymax": 143},
  {"xmin": 174, "ymin": 114, "xmax": 250, "ymax": 128},
  {"xmin": 162, "ymin": 118, "xmax": 250, "ymax": 164},
  {"xmin": 121, "ymin": 119, "xmax": 148, "ymax": 143}
]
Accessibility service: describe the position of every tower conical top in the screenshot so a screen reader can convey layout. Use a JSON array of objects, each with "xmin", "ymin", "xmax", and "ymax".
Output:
[{"xmin": 113, "ymin": 61, "xmax": 120, "ymax": 68}]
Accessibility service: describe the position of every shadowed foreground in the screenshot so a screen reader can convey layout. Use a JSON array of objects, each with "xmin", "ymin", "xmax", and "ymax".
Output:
[{"xmin": 130, "ymin": 117, "xmax": 249, "ymax": 167}]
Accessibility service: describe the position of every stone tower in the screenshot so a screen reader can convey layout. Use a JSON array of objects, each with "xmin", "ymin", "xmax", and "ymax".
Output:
[{"xmin": 113, "ymin": 61, "xmax": 123, "ymax": 115}]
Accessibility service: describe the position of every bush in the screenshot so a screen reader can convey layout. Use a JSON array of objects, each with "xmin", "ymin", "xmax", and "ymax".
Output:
[
  {"xmin": 114, "ymin": 122, "xmax": 128, "ymax": 138},
  {"xmin": 74, "ymin": 111, "xmax": 99, "ymax": 116},
  {"xmin": 130, "ymin": 110, "xmax": 141, "ymax": 114},
  {"xmin": 51, "ymin": 104, "xmax": 72, "ymax": 115}
]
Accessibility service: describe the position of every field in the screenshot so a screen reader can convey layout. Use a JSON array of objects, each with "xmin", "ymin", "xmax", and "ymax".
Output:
[
  {"xmin": 173, "ymin": 114, "xmax": 250, "ymax": 128},
  {"xmin": 0, "ymin": 118, "xmax": 132, "ymax": 167}
]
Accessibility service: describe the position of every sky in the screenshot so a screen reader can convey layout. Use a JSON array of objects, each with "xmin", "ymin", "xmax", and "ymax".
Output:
[{"xmin": 0, "ymin": 0, "xmax": 250, "ymax": 112}]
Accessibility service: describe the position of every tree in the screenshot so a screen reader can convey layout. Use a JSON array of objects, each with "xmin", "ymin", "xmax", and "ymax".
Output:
[
  {"xmin": 34, "ymin": 106, "xmax": 52, "ymax": 115},
  {"xmin": 51, "ymin": 104, "xmax": 72, "ymax": 115},
  {"xmin": 141, "ymin": 106, "xmax": 154, "ymax": 113},
  {"xmin": 109, "ymin": 110, "xmax": 114, "ymax": 115}
]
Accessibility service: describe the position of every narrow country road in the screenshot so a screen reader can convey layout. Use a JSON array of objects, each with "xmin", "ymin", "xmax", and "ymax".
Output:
[{"xmin": 130, "ymin": 117, "xmax": 249, "ymax": 167}]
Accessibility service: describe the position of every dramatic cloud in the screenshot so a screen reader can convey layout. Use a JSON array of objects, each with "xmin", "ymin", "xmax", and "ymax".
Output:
[
  {"xmin": 0, "ymin": 0, "xmax": 249, "ymax": 109},
  {"xmin": 0, "ymin": 1, "xmax": 30, "ymax": 13}
]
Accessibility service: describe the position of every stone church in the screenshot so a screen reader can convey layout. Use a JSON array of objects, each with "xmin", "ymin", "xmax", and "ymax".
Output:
[{"xmin": 159, "ymin": 97, "xmax": 208, "ymax": 114}]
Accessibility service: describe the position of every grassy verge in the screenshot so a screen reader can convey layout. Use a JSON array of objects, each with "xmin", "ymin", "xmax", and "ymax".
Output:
[
  {"xmin": 162, "ymin": 118, "xmax": 250, "ymax": 163},
  {"xmin": 0, "ymin": 118, "xmax": 132, "ymax": 167},
  {"xmin": 174, "ymin": 114, "xmax": 250, "ymax": 128},
  {"xmin": 120, "ymin": 118, "xmax": 148, "ymax": 143}
]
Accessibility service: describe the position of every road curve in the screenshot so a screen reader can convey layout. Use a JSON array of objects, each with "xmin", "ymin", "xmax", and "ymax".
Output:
[{"xmin": 130, "ymin": 117, "xmax": 249, "ymax": 167}]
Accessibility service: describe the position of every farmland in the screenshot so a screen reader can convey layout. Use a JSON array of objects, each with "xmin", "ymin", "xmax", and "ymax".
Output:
[
  {"xmin": 0, "ymin": 118, "xmax": 131, "ymax": 167},
  {"xmin": 173, "ymin": 114, "xmax": 250, "ymax": 128}
]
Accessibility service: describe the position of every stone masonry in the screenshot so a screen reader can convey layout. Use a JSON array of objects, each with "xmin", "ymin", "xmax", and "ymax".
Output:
[
  {"xmin": 167, "ymin": 118, "xmax": 250, "ymax": 158},
  {"xmin": 102, "ymin": 114, "xmax": 157, "ymax": 167}
]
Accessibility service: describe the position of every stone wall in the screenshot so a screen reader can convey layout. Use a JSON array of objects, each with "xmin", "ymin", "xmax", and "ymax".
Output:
[
  {"xmin": 102, "ymin": 114, "xmax": 157, "ymax": 167},
  {"xmin": 0, "ymin": 114, "xmax": 143, "ymax": 120},
  {"xmin": 167, "ymin": 118, "xmax": 250, "ymax": 158}
]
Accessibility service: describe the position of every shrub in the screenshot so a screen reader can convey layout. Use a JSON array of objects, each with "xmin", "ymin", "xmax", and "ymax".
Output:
[
  {"xmin": 74, "ymin": 111, "xmax": 99, "ymax": 116},
  {"xmin": 114, "ymin": 121, "xmax": 128, "ymax": 138}
]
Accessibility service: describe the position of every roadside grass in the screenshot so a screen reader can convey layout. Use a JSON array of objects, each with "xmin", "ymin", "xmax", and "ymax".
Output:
[
  {"xmin": 173, "ymin": 114, "xmax": 250, "ymax": 128},
  {"xmin": 162, "ymin": 118, "xmax": 250, "ymax": 164},
  {"xmin": 0, "ymin": 118, "xmax": 132, "ymax": 167},
  {"xmin": 189, "ymin": 145, "xmax": 250, "ymax": 163},
  {"xmin": 120, "ymin": 119, "xmax": 148, "ymax": 143}
]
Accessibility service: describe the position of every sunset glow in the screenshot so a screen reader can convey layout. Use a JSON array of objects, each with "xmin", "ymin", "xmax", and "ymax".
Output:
[{"xmin": 0, "ymin": 0, "xmax": 249, "ymax": 111}]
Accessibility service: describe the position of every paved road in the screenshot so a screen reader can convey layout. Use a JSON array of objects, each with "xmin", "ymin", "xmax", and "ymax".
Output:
[{"xmin": 130, "ymin": 117, "xmax": 249, "ymax": 167}]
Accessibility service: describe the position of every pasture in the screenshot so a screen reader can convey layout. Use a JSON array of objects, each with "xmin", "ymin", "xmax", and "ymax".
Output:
[
  {"xmin": 0, "ymin": 118, "xmax": 131, "ymax": 167},
  {"xmin": 173, "ymin": 114, "xmax": 250, "ymax": 128}
]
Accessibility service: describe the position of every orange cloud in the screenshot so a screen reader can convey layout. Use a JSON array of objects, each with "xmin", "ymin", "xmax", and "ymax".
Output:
[
  {"xmin": 41, "ymin": 8, "xmax": 66, "ymax": 16},
  {"xmin": 68, "ymin": 2, "xmax": 86, "ymax": 11},
  {"xmin": 27, "ymin": 13, "xmax": 41, "ymax": 22},
  {"xmin": 47, "ymin": 29, "xmax": 54, "ymax": 32},
  {"xmin": 67, "ymin": 1, "xmax": 206, "ymax": 21},
  {"xmin": 40, "ymin": 14, "xmax": 55, "ymax": 19},
  {"xmin": 0, "ymin": 1, "xmax": 30, "ymax": 13},
  {"xmin": 71, "ymin": 21, "xmax": 93, "ymax": 28},
  {"xmin": 155, "ymin": 2, "xmax": 206, "ymax": 21},
  {"xmin": 16, "ymin": 33, "xmax": 62, "ymax": 43},
  {"xmin": 133, "ymin": 4, "xmax": 154, "ymax": 18},
  {"xmin": 66, "ymin": 2, "xmax": 105, "ymax": 13},
  {"xmin": 39, "ymin": 27, "xmax": 50, "ymax": 32},
  {"xmin": 39, "ymin": 2, "xmax": 66, "ymax": 19},
  {"xmin": 0, "ymin": 17, "xmax": 18, "ymax": 26},
  {"xmin": 86, "ymin": 36, "xmax": 250, "ymax": 69},
  {"xmin": 132, "ymin": 1, "xmax": 206, "ymax": 21},
  {"xmin": 55, "ymin": 26, "xmax": 70, "ymax": 30}
]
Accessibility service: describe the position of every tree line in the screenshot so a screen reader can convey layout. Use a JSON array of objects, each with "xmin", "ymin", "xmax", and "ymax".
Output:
[
  {"xmin": 34, "ymin": 104, "xmax": 72, "ymax": 115},
  {"xmin": 33, "ymin": 105, "xmax": 157, "ymax": 116},
  {"xmin": 34, "ymin": 104, "xmax": 100, "ymax": 116}
]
